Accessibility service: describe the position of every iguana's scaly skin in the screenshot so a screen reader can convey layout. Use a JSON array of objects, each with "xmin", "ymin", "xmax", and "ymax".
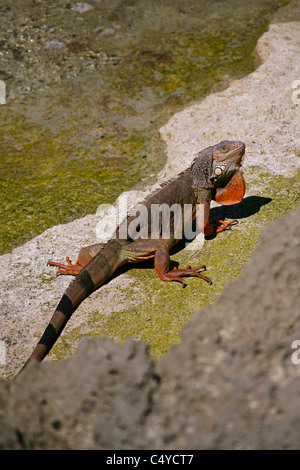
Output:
[{"xmin": 20, "ymin": 140, "xmax": 246, "ymax": 370}]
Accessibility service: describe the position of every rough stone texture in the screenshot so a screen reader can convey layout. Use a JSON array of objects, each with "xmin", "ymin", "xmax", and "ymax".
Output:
[
  {"xmin": 0, "ymin": 205, "xmax": 299, "ymax": 450},
  {"xmin": 0, "ymin": 339, "xmax": 158, "ymax": 450},
  {"xmin": 159, "ymin": 21, "xmax": 300, "ymax": 180},
  {"xmin": 1, "ymin": 17, "xmax": 299, "ymax": 379},
  {"xmin": 147, "ymin": 205, "xmax": 300, "ymax": 449}
]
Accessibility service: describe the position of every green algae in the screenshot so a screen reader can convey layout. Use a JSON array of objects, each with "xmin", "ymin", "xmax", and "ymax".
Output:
[
  {"xmin": 0, "ymin": 106, "xmax": 152, "ymax": 253},
  {"xmin": 0, "ymin": 0, "xmax": 290, "ymax": 255},
  {"xmin": 50, "ymin": 169, "xmax": 300, "ymax": 361}
]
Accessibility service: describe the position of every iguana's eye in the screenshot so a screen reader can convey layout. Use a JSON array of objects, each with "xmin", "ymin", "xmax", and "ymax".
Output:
[{"xmin": 220, "ymin": 145, "xmax": 228, "ymax": 152}]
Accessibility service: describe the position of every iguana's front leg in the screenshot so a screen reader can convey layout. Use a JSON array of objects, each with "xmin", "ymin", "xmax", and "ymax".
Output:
[
  {"xmin": 198, "ymin": 200, "xmax": 238, "ymax": 238},
  {"xmin": 48, "ymin": 243, "xmax": 105, "ymax": 275},
  {"xmin": 203, "ymin": 169, "xmax": 246, "ymax": 236}
]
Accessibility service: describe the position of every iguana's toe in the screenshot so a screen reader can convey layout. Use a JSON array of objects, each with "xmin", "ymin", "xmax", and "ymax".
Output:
[{"xmin": 47, "ymin": 257, "xmax": 83, "ymax": 276}]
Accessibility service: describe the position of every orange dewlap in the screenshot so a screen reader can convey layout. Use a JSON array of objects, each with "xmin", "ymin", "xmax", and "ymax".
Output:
[{"xmin": 214, "ymin": 169, "xmax": 246, "ymax": 205}]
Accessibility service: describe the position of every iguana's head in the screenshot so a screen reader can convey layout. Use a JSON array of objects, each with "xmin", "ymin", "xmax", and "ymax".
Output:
[
  {"xmin": 211, "ymin": 140, "xmax": 245, "ymax": 183},
  {"xmin": 191, "ymin": 140, "xmax": 246, "ymax": 204},
  {"xmin": 211, "ymin": 140, "xmax": 246, "ymax": 205}
]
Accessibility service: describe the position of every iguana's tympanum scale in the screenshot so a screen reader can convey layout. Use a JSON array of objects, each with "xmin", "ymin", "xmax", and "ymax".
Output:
[{"xmin": 20, "ymin": 140, "xmax": 246, "ymax": 371}]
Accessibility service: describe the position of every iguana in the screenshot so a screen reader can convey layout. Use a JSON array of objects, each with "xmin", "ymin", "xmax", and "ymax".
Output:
[{"xmin": 20, "ymin": 140, "xmax": 246, "ymax": 369}]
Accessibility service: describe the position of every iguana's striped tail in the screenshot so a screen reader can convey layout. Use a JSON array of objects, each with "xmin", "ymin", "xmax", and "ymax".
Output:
[{"xmin": 20, "ymin": 241, "xmax": 125, "ymax": 371}]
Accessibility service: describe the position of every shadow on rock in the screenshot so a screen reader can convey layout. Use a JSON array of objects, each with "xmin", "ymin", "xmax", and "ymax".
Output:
[{"xmin": 210, "ymin": 195, "xmax": 272, "ymax": 223}]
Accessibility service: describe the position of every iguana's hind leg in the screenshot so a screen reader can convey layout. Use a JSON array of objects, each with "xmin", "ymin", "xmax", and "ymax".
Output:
[
  {"xmin": 48, "ymin": 243, "xmax": 105, "ymax": 275},
  {"xmin": 125, "ymin": 239, "xmax": 211, "ymax": 286},
  {"xmin": 153, "ymin": 240, "xmax": 211, "ymax": 287}
]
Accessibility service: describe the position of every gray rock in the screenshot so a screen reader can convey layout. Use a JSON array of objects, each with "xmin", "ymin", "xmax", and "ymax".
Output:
[
  {"xmin": 0, "ymin": 338, "xmax": 157, "ymax": 450},
  {"xmin": 147, "ymin": 204, "xmax": 300, "ymax": 449}
]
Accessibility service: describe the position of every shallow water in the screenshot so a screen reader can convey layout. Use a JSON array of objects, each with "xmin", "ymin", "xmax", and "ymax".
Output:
[{"xmin": 0, "ymin": 0, "xmax": 289, "ymax": 254}]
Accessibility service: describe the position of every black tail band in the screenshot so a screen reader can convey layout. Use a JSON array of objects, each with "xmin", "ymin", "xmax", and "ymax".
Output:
[
  {"xmin": 56, "ymin": 293, "xmax": 73, "ymax": 316},
  {"xmin": 38, "ymin": 323, "xmax": 57, "ymax": 347}
]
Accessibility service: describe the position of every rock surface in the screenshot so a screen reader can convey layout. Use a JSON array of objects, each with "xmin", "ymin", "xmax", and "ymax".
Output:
[
  {"xmin": 0, "ymin": 204, "xmax": 299, "ymax": 450},
  {"xmin": 148, "ymin": 205, "xmax": 300, "ymax": 449},
  {"xmin": 159, "ymin": 20, "xmax": 300, "ymax": 180}
]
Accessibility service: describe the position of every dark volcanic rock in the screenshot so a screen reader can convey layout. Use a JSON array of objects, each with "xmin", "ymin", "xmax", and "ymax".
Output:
[
  {"xmin": 0, "ymin": 339, "xmax": 158, "ymax": 450},
  {"xmin": 148, "ymin": 205, "xmax": 300, "ymax": 449},
  {"xmin": 0, "ymin": 206, "xmax": 299, "ymax": 449}
]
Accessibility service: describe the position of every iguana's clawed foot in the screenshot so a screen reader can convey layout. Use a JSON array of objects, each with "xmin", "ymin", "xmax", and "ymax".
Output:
[
  {"xmin": 215, "ymin": 219, "xmax": 238, "ymax": 234},
  {"xmin": 205, "ymin": 219, "xmax": 239, "ymax": 238},
  {"xmin": 159, "ymin": 264, "xmax": 211, "ymax": 287},
  {"xmin": 47, "ymin": 257, "xmax": 83, "ymax": 276}
]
